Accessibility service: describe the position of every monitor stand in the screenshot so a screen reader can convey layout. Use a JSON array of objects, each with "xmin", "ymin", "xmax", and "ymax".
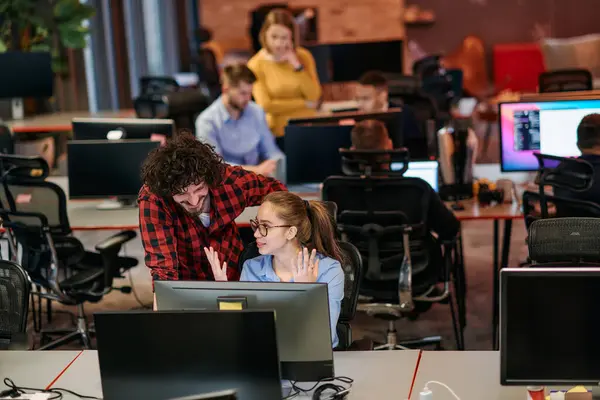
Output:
[{"xmin": 96, "ymin": 197, "xmax": 137, "ymax": 210}]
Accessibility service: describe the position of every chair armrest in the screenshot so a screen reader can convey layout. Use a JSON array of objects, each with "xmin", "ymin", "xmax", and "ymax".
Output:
[
  {"xmin": 0, "ymin": 210, "xmax": 50, "ymax": 229},
  {"xmin": 95, "ymin": 230, "xmax": 137, "ymax": 253}
]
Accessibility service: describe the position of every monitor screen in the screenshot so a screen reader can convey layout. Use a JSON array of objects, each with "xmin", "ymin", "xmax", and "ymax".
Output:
[
  {"xmin": 288, "ymin": 109, "xmax": 404, "ymax": 148},
  {"xmin": 154, "ymin": 280, "xmax": 334, "ymax": 382},
  {"xmin": 67, "ymin": 139, "xmax": 160, "ymax": 199},
  {"xmin": 94, "ymin": 310, "xmax": 282, "ymax": 400},
  {"xmin": 0, "ymin": 52, "xmax": 53, "ymax": 99},
  {"xmin": 391, "ymin": 160, "xmax": 439, "ymax": 192},
  {"xmin": 499, "ymin": 99, "xmax": 600, "ymax": 172},
  {"xmin": 501, "ymin": 267, "xmax": 600, "ymax": 385},
  {"xmin": 72, "ymin": 118, "xmax": 175, "ymax": 140},
  {"xmin": 284, "ymin": 124, "xmax": 353, "ymax": 185}
]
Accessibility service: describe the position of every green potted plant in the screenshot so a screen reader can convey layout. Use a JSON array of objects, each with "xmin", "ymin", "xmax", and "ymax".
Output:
[{"xmin": 0, "ymin": 0, "xmax": 95, "ymax": 74}]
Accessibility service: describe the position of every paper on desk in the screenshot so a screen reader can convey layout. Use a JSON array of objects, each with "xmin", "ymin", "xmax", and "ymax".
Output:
[{"xmin": 0, "ymin": 393, "xmax": 51, "ymax": 399}]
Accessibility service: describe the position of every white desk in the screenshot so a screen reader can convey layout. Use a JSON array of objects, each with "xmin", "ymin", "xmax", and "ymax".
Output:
[
  {"xmin": 48, "ymin": 350, "xmax": 419, "ymax": 399},
  {"xmin": 47, "ymin": 177, "xmax": 319, "ymax": 231},
  {"xmin": 0, "ymin": 350, "xmax": 82, "ymax": 391},
  {"xmin": 415, "ymin": 351, "xmax": 568, "ymax": 400}
]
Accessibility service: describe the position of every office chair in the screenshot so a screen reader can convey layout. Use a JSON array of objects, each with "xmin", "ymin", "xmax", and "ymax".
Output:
[
  {"xmin": 0, "ymin": 124, "xmax": 14, "ymax": 155},
  {"xmin": 322, "ymin": 149, "xmax": 466, "ymax": 350},
  {"xmin": 522, "ymin": 153, "xmax": 600, "ymax": 266},
  {"xmin": 139, "ymin": 76, "xmax": 180, "ymax": 95},
  {"xmin": 538, "ymin": 69, "xmax": 593, "ymax": 93},
  {"xmin": 0, "ymin": 260, "xmax": 30, "ymax": 350},
  {"xmin": 0, "ymin": 154, "xmax": 138, "ymax": 349}
]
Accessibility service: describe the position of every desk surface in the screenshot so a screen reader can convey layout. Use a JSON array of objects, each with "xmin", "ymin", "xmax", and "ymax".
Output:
[
  {"xmin": 48, "ymin": 349, "xmax": 420, "ymax": 399},
  {"xmin": 6, "ymin": 110, "xmax": 136, "ymax": 133},
  {"xmin": 0, "ymin": 350, "xmax": 83, "ymax": 391},
  {"xmin": 6, "ymin": 101, "xmax": 355, "ymax": 134},
  {"xmin": 49, "ymin": 176, "xmax": 523, "ymax": 231},
  {"xmin": 5, "ymin": 350, "xmax": 576, "ymax": 400}
]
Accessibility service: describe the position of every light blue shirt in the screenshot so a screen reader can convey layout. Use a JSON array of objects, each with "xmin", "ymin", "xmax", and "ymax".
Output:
[
  {"xmin": 195, "ymin": 96, "xmax": 283, "ymax": 165},
  {"xmin": 240, "ymin": 252, "xmax": 345, "ymax": 348}
]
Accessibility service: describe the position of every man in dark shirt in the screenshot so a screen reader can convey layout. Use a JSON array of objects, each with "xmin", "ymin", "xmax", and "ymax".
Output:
[
  {"xmin": 355, "ymin": 71, "xmax": 422, "ymax": 140},
  {"xmin": 554, "ymin": 113, "xmax": 600, "ymax": 204},
  {"xmin": 138, "ymin": 133, "xmax": 286, "ymax": 285},
  {"xmin": 350, "ymin": 119, "xmax": 459, "ymax": 239}
]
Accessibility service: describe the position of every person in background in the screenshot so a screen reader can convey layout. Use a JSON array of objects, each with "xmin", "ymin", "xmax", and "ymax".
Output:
[
  {"xmin": 195, "ymin": 63, "xmax": 283, "ymax": 176},
  {"xmin": 139, "ymin": 134, "xmax": 286, "ymax": 293},
  {"xmin": 247, "ymin": 8, "xmax": 322, "ymax": 148},
  {"xmin": 554, "ymin": 113, "xmax": 600, "ymax": 204},
  {"xmin": 204, "ymin": 191, "xmax": 345, "ymax": 348},
  {"xmin": 350, "ymin": 119, "xmax": 459, "ymax": 240},
  {"xmin": 355, "ymin": 71, "xmax": 422, "ymax": 140}
]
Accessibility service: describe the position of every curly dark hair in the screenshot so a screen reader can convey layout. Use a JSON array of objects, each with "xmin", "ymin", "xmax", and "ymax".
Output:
[{"xmin": 141, "ymin": 131, "xmax": 225, "ymax": 197}]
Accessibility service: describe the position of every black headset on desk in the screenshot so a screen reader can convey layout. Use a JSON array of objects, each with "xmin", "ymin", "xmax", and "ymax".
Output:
[{"xmin": 289, "ymin": 376, "xmax": 353, "ymax": 400}]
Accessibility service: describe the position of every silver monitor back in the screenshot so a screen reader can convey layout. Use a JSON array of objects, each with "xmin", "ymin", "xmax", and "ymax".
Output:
[{"xmin": 155, "ymin": 280, "xmax": 334, "ymax": 382}]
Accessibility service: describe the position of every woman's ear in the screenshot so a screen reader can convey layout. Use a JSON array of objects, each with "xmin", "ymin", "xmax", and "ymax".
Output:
[{"xmin": 286, "ymin": 226, "xmax": 297, "ymax": 240}]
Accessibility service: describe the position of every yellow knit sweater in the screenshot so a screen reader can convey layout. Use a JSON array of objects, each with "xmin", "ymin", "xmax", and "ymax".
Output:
[{"xmin": 247, "ymin": 47, "xmax": 322, "ymax": 137}]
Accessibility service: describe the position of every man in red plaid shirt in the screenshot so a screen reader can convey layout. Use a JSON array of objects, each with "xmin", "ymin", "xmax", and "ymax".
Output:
[{"xmin": 138, "ymin": 133, "xmax": 286, "ymax": 286}]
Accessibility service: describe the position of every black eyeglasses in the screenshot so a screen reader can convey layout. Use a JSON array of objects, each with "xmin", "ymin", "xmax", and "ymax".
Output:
[{"xmin": 250, "ymin": 218, "xmax": 292, "ymax": 237}]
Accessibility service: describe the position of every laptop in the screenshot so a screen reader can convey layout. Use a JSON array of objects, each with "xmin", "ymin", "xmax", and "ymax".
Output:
[
  {"xmin": 391, "ymin": 160, "xmax": 439, "ymax": 192},
  {"xmin": 94, "ymin": 310, "xmax": 282, "ymax": 400}
]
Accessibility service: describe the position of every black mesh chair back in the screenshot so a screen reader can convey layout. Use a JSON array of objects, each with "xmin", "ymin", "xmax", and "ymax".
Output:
[
  {"xmin": 522, "ymin": 153, "xmax": 597, "ymax": 227},
  {"xmin": 528, "ymin": 217, "xmax": 600, "ymax": 264},
  {"xmin": 139, "ymin": 76, "xmax": 180, "ymax": 95},
  {"xmin": 0, "ymin": 260, "xmax": 30, "ymax": 348},
  {"xmin": 539, "ymin": 69, "xmax": 593, "ymax": 93},
  {"xmin": 323, "ymin": 175, "xmax": 441, "ymax": 300},
  {"xmin": 0, "ymin": 124, "xmax": 14, "ymax": 155},
  {"xmin": 0, "ymin": 180, "xmax": 70, "ymax": 236}
]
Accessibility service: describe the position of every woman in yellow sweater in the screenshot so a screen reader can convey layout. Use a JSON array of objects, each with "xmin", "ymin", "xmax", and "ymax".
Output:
[{"xmin": 247, "ymin": 8, "xmax": 322, "ymax": 146}]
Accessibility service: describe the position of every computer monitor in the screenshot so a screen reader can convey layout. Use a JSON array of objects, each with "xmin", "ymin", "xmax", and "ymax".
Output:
[
  {"xmin": 500, "ymin": 267, "xmax": 600, "ymax": 386},
  {"xmin": 288, "ymin": 109, "xmax": 404, "ymax": 148},
  {"xmin": 499, "ymin": 98, "xmax": 600, "ymax": 172},
  {"xmin": 71, "ymin": 118, "xmax": 175, "ymax": 140},
  {"xmin": 391, "ymin": 160, "xmax": 439, "ymax": 192},
  {"xmin": 67, "ymin": 139, "xmax": 160, "ymax": 209},
  {"xmin": 94, "ymin": 310, "xmax": 282, "ymax": 400},
  {"xmin": 305, "ymin": 40, "xmax": 403, "ymax": 83},
  {"xmin": 0, "ymin": 52, "xmax": 53, "ymax": 99},
  {"xmin": 154, "ymin": 281, "xmax": 334, "ymax": 382},
  {"xmin": 284, "ymin": 124, "xmax": 353, "ymax": 185}
]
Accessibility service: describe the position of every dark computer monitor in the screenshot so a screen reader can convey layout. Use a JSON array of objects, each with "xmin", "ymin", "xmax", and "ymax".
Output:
[
  {"xmin": 305, "ymin": 40, "xmax": 403, "ymax": 83},
  {"xmin": 71, "ymin": 118, "xmax": 175, "ymax": 140},
  {"xmin": 284, "ymin": 124, "xmax": 353, "ymax": 185},
  {"xmin": 94, "ymin": 310, "xmax": 282, "ymax": 400},
  {"xmin": 500, "ymin": 267, "xmax": 600, "ymax": 386},
  {"xmin": 0, "ymin": 52, "xmax": 53, "ymax": 99},
  {"xmin": 154, "ymin": 281, "xmax": 334, "ymax": 382},
  {"xmin": 499, "ymin": 98, "xmax": 600, "ymax": 172},
  {"xmin": 288, "ymin": 109, "xmax": 404, "ymax": 148},
  {"xmin": 67, "ymin": 139, "xmax": 160, "ymax": 208}
]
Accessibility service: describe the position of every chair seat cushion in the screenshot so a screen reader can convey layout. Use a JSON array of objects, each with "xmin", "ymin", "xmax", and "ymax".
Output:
[
  {"xmin": 76, "ymin": 251, "xmax": 138, "ymax": 274},
  {"xmin": 60, "ymin": 267, "xmax": 104, "ymax": 290}
]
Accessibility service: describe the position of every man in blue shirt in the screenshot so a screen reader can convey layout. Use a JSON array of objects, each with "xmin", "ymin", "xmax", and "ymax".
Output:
[{"xmin": 195, "ymin": 63, "xmax": 283, "ymax": 175}]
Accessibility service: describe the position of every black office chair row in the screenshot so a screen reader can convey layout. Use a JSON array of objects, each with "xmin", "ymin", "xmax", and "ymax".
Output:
[
  {"xmin": 0, "ymin": 154, "xmax": 139, "ymax": 350},
  {"xmin": 523, "ymin": 153, "xmax": 600, "ymax": 266}
]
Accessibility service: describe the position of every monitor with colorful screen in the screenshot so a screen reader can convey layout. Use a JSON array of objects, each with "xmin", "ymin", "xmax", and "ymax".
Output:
[{"xmin": 499, "ymin": 98, "xmax": 600, "ymax": 172}]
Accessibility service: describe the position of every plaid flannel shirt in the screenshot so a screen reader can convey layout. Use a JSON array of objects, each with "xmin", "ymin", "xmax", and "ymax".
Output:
[{"xmin": 138, "ymin": 165, "xmax": 286, "ymax": 284}]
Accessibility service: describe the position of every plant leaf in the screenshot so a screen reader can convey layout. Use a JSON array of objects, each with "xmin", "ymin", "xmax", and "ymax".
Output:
[
  {"xmin": 30, "ymin": 42, "xmax": 51, "ymax": 52},
  {"xmin": 0, "ymin": 38, "xmax": 6, "ymax": 52}
]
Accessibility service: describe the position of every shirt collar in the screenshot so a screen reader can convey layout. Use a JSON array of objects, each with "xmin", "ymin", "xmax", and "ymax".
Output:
[
  {"xmin": 258, "ymin": 256, "xmax": 282, "ymax": 281},
  {"xmin": 217, "ymin": 96, "xmax": 244, "ymax": 123}
]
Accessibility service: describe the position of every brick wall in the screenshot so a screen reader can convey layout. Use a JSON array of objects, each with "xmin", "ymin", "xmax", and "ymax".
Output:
[{"xmin": 200, "ymin": 0, "xmax": 405, "ymax": 50}]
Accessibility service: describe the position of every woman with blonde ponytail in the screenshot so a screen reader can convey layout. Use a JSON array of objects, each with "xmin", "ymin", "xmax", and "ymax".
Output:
[{"xmin": 204, "ymin": 191, "xmax": 345, "ymax": 347}]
